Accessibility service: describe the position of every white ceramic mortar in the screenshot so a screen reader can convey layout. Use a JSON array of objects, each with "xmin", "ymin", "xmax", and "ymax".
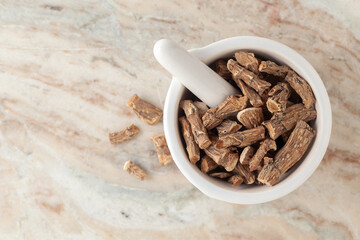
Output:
[{"xmin": 162, "ymin": 36, "xmax": 332, "ymax": 204}]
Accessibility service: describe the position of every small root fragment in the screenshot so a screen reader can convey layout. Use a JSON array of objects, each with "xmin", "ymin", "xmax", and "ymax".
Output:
[
  {"xmin": 228, "ymin": 175, "xmax": 244, "ymax": 186},
  {"xmin": 237, "ymin": 107, "xmax": 264, "ymax": 129},
  {"xmin": 127, "ymin": 94, "xmax": 163, "ymax": 125},
  {"xmin": 258, "ymin": 121, "xmax": 316, "ymax": 186},
  {"xmin": 201, "ymin": 155, "xmax": 219, "ymax": 173},
  {"xmin": 150, "ymin": 133, "xmax": 174, "ymax": 166},
  {"xmin": 123, "ymin": 161, "xmax": 147, "ymax": 180},
  {"xmin": 109, "ymin": 124, "xmax": 140, "ymax": 144}
]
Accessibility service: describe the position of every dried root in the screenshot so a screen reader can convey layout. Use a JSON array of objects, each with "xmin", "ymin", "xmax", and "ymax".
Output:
[
  {"xmin": 179, "ymin": 116, "xmax": 200, "ymax": 164},
  {"xmin": 258, "ymin": 121, "xmax": 316, "ymax": 186},
  {"xmin": 202, "ymin": 95, "xmax": 247, "ymax": 129},
  {"xmin": 127, "ymin": 94, "xmax": 162, "ymax": 125},
  {"xmin": 150, "ymin": 133, "xmax": 174, "ymax": 166},
  {"xmin": 237, "ymin": 107, "xmax": 264, "ymax": 129},
  {"xmin": 180, "ymin": 100, "xmax": 211, "ymax": 149},
  {"xmin": 109, "ymin": 124, "xmax": 139, "ymax": 144},
  {"xmin": 123, "ymin": 161, "xmax": 147, "ymax": 180},
  {"xmin": 227, "ymin": 59, "xmax": 271, "ymax": 95}
]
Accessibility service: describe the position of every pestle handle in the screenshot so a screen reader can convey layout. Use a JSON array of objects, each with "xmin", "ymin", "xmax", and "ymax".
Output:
[{"xmin": 153, "ymin": 39, "xmax": 239, "ymax": 108}]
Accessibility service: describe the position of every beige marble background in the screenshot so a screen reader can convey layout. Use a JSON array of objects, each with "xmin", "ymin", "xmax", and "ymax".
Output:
[{"xmin": 0, "ymin": 0, "xmax": 359, "ymax": 239}]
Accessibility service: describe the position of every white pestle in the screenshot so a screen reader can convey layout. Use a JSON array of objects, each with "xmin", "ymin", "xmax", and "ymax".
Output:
[{"xmin": 153, "ymin": 39, "xmax": 239, "ymax": 108}]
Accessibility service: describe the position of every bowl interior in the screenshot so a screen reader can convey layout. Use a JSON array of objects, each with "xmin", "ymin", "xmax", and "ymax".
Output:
[{"xmin": 164, "ymin": 37, "xmax": 331, "ymax": 203}]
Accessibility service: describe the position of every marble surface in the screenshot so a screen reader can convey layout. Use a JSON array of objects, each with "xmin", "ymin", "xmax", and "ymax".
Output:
[{"xmin": 0, "ymin": 0, "xmax": 359, "ymax": 239}]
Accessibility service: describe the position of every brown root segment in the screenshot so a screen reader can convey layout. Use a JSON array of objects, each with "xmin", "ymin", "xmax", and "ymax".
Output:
[
  {"xmin": 127, "ymin": 94, "xmax": 163, "ymax": 125},
  {"xmin": 216, "ymin": 126, "xmax": 265, "ymax": 148},
  {"xmin": 249, "ymin": 139, "xmax": 277, "ymax": 171},
  {"xmin": 204, "ymin": 145, "xmax": 239, "ymax": 172},
  {"xmin": 263, "ymin": 156, "xmax": 274, "ymax": 166},
  {"xmin": 239, "ymin": 146, "xmax": 255, "ymax": 165},
  {"xmin": 234, "ymin": 51, "xmax": 260, "ymax": 74},
  {"xmin": 200, "ymin": 155, "xmax": 219, "ymax": 173},
  {"xmin": 232, "ymin": 162, "xmax": 255, "ymax": 184},
  {"xmin": 263, "ymin": 103, "xmax": 317, "ymax": 140},
  {"xmin": 267, "ymin": 82, "xmax": 291, "ymax": 113},
  {"xmin": 180, "ymin": 100, "xmax": 211, "ymax": 149},
  {"xmin": 109, "ymin": 124, "xmax": 140, "ymax": 144},
  {"xmin": 204, "ymin": 136, "xmax": 239, "ymax": 172},
  {"xmin": 179, "ymin": 116, "xmax": 200, "ymax": 164},
  {"xmin": 228, "ymin": 175, "xmax": 244, "ymax": 186},
  {"xmin": 215, "ymin": 59, "xmax": 232, "ymax": 80},
  {"xmin": 258, "ymin": 121, "xmax": 316, "ymax": 186},
  {"xmin": 232, "ymin": 74, "xmax": 263, "ymax": 107},
  {"xmin": 209, "ymin": 172, "xmax": 232, "ymax": 179},
  {"xmin": 202, "ymin": 95, "xmax": 248, "ymax": 130},
  {"xmin": 285, "ymin": 70, "xmax": 316, "ymax": 108},
  {"xmin": 258, "ymin": 61, "xmax": 290, "ymax": 78},
  {"xmin": 216, "ymin": 120, "xmax": 242, "ymax": 137},
  {"xmin": 227, "ymin": 59, "xmax": 271, "ymax": 95},
  {"xmin": 150, "ymin": 133, "xmax": 174, "ymax": 166},
  {"xmin": 193, "ymin": 101, "xmax": 209, "ymax": 117},
  {"xmin": 123, "ymin": 161, "xmax": 147, "ymax": 180},
  {"xmin": 237, "ymin": 107, "xmax": 264, "ymax": 129}
]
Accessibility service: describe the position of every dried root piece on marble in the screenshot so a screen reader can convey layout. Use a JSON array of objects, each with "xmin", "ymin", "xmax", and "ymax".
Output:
[
  {"xmin": 232, "ymin": 75, "xmax": 263, "ymax": 107},
  {"xmin": 227, "ymin": 59, "xmax": 271, "ymax": 95},
  {"xmin": 193, "ymin": 101, "xmax": 209, "ymax": 117},
  {"xmin": 127, "ymin": 94, "xmax": 163, "ymax": 125},
  {"xmin": 202, "ymin": 95, "xmax": 248, "ymax": 130},
  {"xmin": 150, "ymin": 133, "xmax": 174, "ymax": 166},
  {"xmin": 233, "ymin": 162, "xmax": 255, "ymax": 184},
  {"xmin": 180, "ymin": 100, "xmax": 211, "ymax": 149},
  {"xmin": 123, "ymin": 161, "xmax": 147, "ymax": 180},
  {"xmin": 263, "ymin": 103, "xmax": 317, "ymax": 140},
  {"xmin": 179, "ymin": 116, "xmax": 200, "ymax": 164},
  {"xmin": 258, "ymin": 60, "xmax": 290, "ymax": 78},
  {"xmin": 234, "ymin": 51, "xmax": 260, "ymax": 74},
  {"xmin": 200, "ymin": 155, "xmax": 219, "ymax": 173},
  {"xmin": 215, "ymin": 59, "xmax": 233, "ymax": 80},
  {"xmin": 285, "ymin": 70, "xmax": 316, "ymax": 108},
  {"xmin": 258, "ymin": 121, "xmax": 316, "ymax": 186},
  {"xmin": 109, "ymin": 124, "xmax": 140, "ymax": 144},
  {"xmin": 216, "ymin": 126, "xmax": 265, "ymax": 148},
  {"xmin": 209, "ymin": 172, "xmax": 233, "ymax": 179},
  {"xmin": 249, "ymin": 139, "xmax": 277, "ymax": 171},
  {"xmin": 228, "ymin": 175, "xmax": 244, "ymax": 186},
  {"xmin": 216, "ymin": 119, "xmax": 242, "ymax": 137},
  {"xmin": 266, "ymin": 82, "xmax": 291, "ymax": 113},
  {"xmin": 239, "ymin": 146, "xmax": 255, "ymax": 165},
  {"xmin": 237, "ymin": 107, "xmax": 264, "ymax": 129}
]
